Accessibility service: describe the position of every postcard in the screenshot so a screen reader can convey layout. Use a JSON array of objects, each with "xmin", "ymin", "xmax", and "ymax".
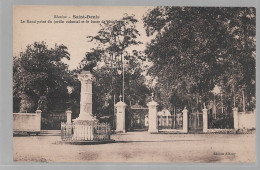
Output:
[{"xmin": 13, "ymin": 6, "xmax": 256, "ymax": 163}]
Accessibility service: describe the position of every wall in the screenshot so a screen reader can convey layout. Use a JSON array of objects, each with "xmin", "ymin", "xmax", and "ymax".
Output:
[
  {"xmin": 238, "ymin": 111, "xmax": 256, "ymax": 129},
  {"xmin": 13, "ymin": 113, "xmax": 41, "ymax": 131}
]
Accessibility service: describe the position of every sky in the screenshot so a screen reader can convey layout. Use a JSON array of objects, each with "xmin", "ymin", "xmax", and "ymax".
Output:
[
  {"xmin": 13, "ymin": 6, "xmax": 154, "ymax": 70},
  {"xmin": 12, "ymin": 6, "xmax": 227, "ymax": 92}
]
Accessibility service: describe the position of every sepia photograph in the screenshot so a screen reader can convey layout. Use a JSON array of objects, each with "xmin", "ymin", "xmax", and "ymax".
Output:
[{"xmin": 13, "ymin": 6, "xmax": 256, "ymax": 163}]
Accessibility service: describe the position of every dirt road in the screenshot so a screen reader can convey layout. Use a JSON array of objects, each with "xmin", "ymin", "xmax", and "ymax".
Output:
[{"xmin": 13, "ymin": 131, "xmax": 255, "ymax": 163}]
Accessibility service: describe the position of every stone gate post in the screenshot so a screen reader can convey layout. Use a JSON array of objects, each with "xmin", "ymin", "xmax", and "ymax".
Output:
[
  {"xmin": 147, "ymin": 98, "xmax": 158, "ymax": 133},
  {"xmin": 35, "ymin": 109, "xmax": 42, "ymax": 115},
  {"xmin": 203, "ymin": 106, "xmax": 208, "ymax": 133},
  {"xmin": 182, "ymin": 107, "xmax": 188, "ymax": 133},
  {"xmin": 233, "ymin": 107, "xmax": 239, "ymax": 129},
  {"xmin": 66, "ymin": 110, "xmax": 72, "ymax": 124},
  {"xmin": 35, "ymin": 109, "xmax": 42, "ymax": 131},
  {"xmin": 115, "ymin": 96, "xmax": 127, "ymax": 133}
]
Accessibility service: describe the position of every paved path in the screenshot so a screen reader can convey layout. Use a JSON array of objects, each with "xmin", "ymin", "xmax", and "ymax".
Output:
[{"xmin": 13, "ymin": 131, "xmax": 255, "ymax": 163}]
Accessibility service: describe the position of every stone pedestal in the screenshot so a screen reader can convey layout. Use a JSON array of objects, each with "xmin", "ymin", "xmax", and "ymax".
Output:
[
  {"xmin": 182, "ymin": 108, "xmax": 188, "ymax": 133},
  {"xmin": 203, "ymin": 108, "xmax": 208, "ymax": 133},
  {"xmin": 233, "ymin": 107, "xmax": 239, "ymax": 129},
  {"xmin": 147, "ymin": 100, "xmax": 158, "ymax": 133},
  {"xmin": 73, "ymin": 71, "xmax": 98, "ymax": 140},
  {"xmin": 66, "ymin": 110, "xmax": 72, "ymax": 124},
  {"xmin": 115, "ymin": 99, "xmax": 127, "ymax": 133}
]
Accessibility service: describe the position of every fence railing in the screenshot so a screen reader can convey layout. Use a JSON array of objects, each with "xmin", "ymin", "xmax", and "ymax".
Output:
[
  {"xmin": 158, "ymin": 114, "xmax": 183, "ymax": 130},
  {"xmin": 188, "ymin": 112, "xmax": 203, "ymax": 133},
  {"xmin": 61, "ymin": 122, "xmax": 111, "ymax": 141},
  {"xmin": 208, "ymin": 113, "xmax": 233, "ymax": 129}
]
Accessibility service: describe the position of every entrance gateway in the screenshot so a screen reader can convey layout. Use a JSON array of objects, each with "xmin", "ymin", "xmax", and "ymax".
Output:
[
  {"xmin": 127, "ymin": 102, "xmax": 190, "ymax": 133},
  {"xmin": 127, "ymin": 102, "xmax": 199, "ymax": 133},
  {"xmin": 130, "ymin": 103, "xmax": 148, "ymax": 131},
  {"xmin": 188, "ymin": 112, "xmax": 203, "ymax": 133}
]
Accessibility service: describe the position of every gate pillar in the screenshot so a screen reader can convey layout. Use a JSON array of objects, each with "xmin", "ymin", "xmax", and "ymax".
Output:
[
  {"xmin": 66, "ymin": 110, "xmax": 72, "ymax": 124},
  {"xmin": 147, "ymin": 98, "xmax": 158, "ymax": 133},
  {"xmin": 115, "ymin": 95, "xmax": 127, "ymax": 133},
  {"xmin": 182, "ymin": 107, "xmax": 188, "ymax": 133},
  {"xmin": 203, "ymin": 106, "xmax": 208, "ymax": 133},
  {"xmin": 233, "ymin": 107, "xmax": 239, "ymax": 129}
]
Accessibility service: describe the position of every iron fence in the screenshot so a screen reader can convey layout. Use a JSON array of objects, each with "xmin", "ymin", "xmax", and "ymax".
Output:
[
  {"xmin": 61, "ymin": 122, "xmax": 111, "ymax": 141},
  {"xmin": 158, "ymin": 114, "xmax": 183, "ymax": 130},
  {"xmin": 208, "ymin": 112, "xmax": 233, "ymax": 129},
  {"xmin": 188, "ymin": 112, "xmax": 203, "ymax": 133}
]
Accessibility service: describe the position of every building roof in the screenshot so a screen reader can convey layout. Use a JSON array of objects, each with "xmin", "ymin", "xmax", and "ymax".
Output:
[{"xmin": 158, "ymin": 109, "xmax": 171, "ymax": 116}]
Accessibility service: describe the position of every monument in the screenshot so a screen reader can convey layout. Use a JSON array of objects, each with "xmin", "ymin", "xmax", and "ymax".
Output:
[
  {"xmin": 61, "ymin": 70, "xmax": 113, "ymax": 143},
  {"xmin": 71, "ymin": 71, "xmax": 98, "ymax": 141},
  {"xmin": 74, "ymin": 70, "xmax": 97, "ymax": 122}
]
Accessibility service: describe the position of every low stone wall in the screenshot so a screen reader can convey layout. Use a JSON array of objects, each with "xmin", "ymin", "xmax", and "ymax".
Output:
[
  {"xmin": 206, "ymin": 129, "xmax": 236, "ymax": 134},
  {"xmin": 238, "ymin": 111, "xmax": 255, "ymax": 129},
  {"xmin": 13, "ymin": 111, "xmax": 41, "ymax": 132},
  {"xmin": 158, "ymin": 129, "xmax": 187, "ymax": 134}
]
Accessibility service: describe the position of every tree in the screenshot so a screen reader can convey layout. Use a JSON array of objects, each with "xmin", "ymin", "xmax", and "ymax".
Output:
[
  {"xmin": 77, "ymin": 14, "xmax": 150, "ymax": 127},
  {"xmin": 143, "ymin": 7, "xmax": 255, "ymax": 112},
  {"xmin": 13, "ymin": 42, "xmax": 72, "ymax": 113},
  {"xmin": 86, "ymin": 14, "xmax": 144, "ymax": 100}
]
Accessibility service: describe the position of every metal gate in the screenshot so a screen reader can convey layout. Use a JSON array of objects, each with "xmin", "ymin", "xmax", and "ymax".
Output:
[
  {"xmin": 188, "ymin": 112, "xmax": 203, "ymax": 133},
  {"xmin": 158, "ymin": 113, "xmax": 183, "ymax": 130},
  {"xmin": 130, "ymin": 104, "xmax": 148, "ymax": 131}
]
